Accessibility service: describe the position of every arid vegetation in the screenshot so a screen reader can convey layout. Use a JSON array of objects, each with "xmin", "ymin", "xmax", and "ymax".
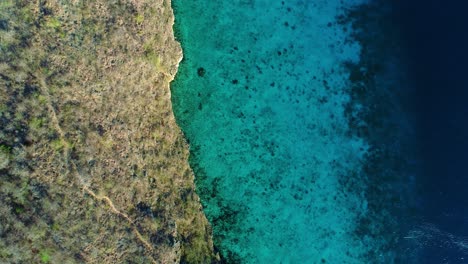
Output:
[{"xmin": 0, "ymin": 0, "xmax": 218, "ymax": 263}]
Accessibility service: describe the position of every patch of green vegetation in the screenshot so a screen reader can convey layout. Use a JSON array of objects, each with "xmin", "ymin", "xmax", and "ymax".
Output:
[
  {"xmin": 0, "ymin": 104, "xmax": 7, "ymax": 116},
  {"xmin": 104, "ymin": 180, "xmax": 114, "ymax": 190},
  {"xmin": 37, "ymin": 95, "xmax": 48, "ymax": 105},
  {"xmin": 51, "ymin": 139, "xmax": 71, "ymax": 152},
  {"xmin": 135, "ymin": 14, "xmax": 144, "ymax": 24},
  {"xmin": 30, "ymin": 117, "xmax": 44, "ymax": 129},
  {"xmin": 19, "ymin": 7, "xmax": 34, "ymax": 25},
  {"xmin": 45, "ymin": 18, "xmax": 61, "ymax": 30},
  {"xmin": 0, "ymin": 248, "xmax": 12, "ymax": 258},
  {"xmin": 40, "ymin": 250, "xmax": 51, "ymax": 263},
  {"xmin": 51, "ymin": 139, "xmax": 63, "ymax": 151},
  {"xmin": 0, "ymin": 144, "xmax": 11, "ymax": 155},
  {"xmin": 12, "ymin": 184, "xmax": 29, "ymax": 206},
  {"xmin": 146, "ymin": 52, "xmax": 160, "ymax": 66},
  {"xmin": 145, "ymin": 51, "xmax": 166, "ymax": 73},
  {"xmin": 41, "ymin": 67, "xmax": 51, "ymax": 77},
  {"xmin": 51, "ymin": 223, "xmax": 60, "ymax": 231},
  {"xmin": 15, "ymin": 206, "xmax": 24, "ymax": 214},
  {"xmin": 14, "ymin": 111, "xmax": 24, "ymax": 121},
  {"xmin": 0, "ymin": 0, "xmax": 13, "ymax": 9},
  {"xmin": 0, "ymin": 144, "xmax": 11, "ymax": 169},
  {"xmin": 0, "ymin": 154, "xmax": 9, "ymax": 169}
]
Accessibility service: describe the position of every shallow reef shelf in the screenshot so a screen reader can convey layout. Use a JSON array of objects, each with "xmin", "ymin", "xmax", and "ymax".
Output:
[{"xmin": 172, "ymin": 0, "xmax": 415, "ymax": 263}]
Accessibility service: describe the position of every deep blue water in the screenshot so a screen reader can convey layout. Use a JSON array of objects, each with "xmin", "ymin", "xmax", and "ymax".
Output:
[
  {"xmin": 397, "ymin": 0, "xmax": 468, "ymax": 219},
  {"xmin": 171, "ymin": 0, "xmax": 468, "ymax": 262},
  {"xmin": 393, "ymin": 0, "xmax": 468, "ymax": 262}
]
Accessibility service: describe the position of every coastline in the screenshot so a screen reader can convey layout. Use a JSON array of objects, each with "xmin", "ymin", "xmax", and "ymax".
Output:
[{"xmin": 166, "ymin": 0, "xmax": 221, "ymax": 261}]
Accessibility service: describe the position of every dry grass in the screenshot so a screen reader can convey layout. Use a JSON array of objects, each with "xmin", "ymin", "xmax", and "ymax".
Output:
[{"xmin": 0, "ymin": 0, "xmax": 218, "ymax": 263}]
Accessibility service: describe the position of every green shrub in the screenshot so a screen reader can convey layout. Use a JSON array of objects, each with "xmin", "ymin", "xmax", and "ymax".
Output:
[{"xmin": 40, "ymin": 250, "xmax": 51, "ymax": 263}]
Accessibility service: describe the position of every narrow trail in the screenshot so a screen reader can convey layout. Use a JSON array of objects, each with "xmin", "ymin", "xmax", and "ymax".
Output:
[{"xmin": 38, "ymin": 77, "xmax": 158, "ymax": 263}]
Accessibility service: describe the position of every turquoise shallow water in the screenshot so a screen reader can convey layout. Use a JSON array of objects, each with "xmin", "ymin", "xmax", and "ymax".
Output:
[{"xmin": 171, "ymin": 0, "xmax": 406, "ymax": 262}]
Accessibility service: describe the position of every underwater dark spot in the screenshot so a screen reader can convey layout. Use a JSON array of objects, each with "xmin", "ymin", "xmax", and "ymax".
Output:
[
  {"xmin": 198, "ymin": 103, "xmax": 203, "ymax": 110},
  {"xmin": 284, "ymin": 22, "xmax": 289, "ymax": 27},
  {"xmin": 232, "ymin": 79, "xmax": 239, "ymax": 84},
  {"xmin": 277, "ymin": 51, "xmax": 282, "ymax": 56},
  {"xmin": 327, "ymin": 22, "xmax": 332, "ymax": 27},
  {"xmin": 270, "ymin": 82, "xmax": 275, "ymax": 87},
  {"xmin": 255, "ymin": 65, "xmax": 263, "ymax": 74},
  {"xmin": 322, "ymin": 80, "xmax": 330, "ymax": 90},
  {"xmin": 197, "ymin": 67, "xmax": 206, "ymax": 77}
]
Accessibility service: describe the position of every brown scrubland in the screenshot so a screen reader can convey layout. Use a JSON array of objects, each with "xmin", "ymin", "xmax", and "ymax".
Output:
[{"xmin": 0, "ymin": 0, "xmax": 218, "ymax": 263}]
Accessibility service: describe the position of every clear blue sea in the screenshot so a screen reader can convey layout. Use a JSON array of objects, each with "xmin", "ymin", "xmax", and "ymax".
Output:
[{"xmin": 170, "ymin": 0, "xmax": 468, "ymax": 263}]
